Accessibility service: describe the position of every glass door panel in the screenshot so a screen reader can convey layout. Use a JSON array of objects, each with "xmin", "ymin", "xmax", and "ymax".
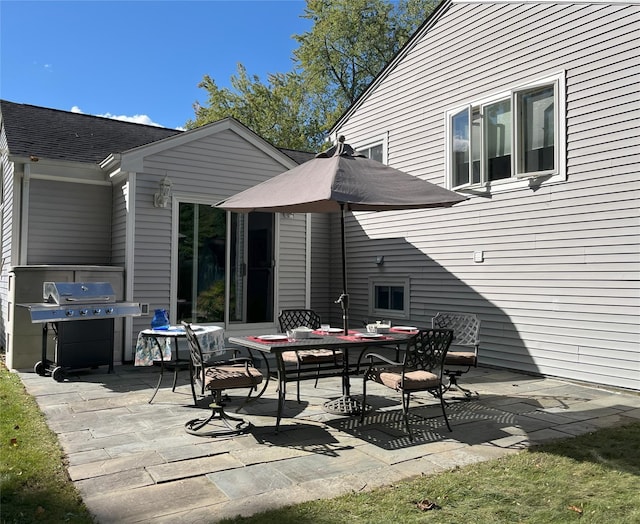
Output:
[
  {"xmin": 229, "ymin": 212, "xmax": 274, "ymax": 323},
  {"xmin": 178, "ymin": 203, "xmax": 274, "ymax": 325},
  {"xmin": 177, "ymin": 203, "xmax": 226, "ymax": 323}
]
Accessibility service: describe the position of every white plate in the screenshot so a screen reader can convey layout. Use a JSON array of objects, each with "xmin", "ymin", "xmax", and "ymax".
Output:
[
  {"xmin": 357, "ymin": 333, "xmax": 384, "ymax": 339},
  {"xmin": 163, "ymin": 326, "xmax": 204, "ymax": 333},
  {"xmin": 257, "ymin": 335, "xmax": 289, "ymax": 341},
  {"xmin": 393, "ymin": 326, "xmax": 418, "ymax": 331}
]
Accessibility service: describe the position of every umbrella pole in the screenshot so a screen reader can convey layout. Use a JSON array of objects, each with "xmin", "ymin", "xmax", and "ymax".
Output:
[
  {"xmin": 325, "ymin": 203, "xmax": 360, "ymax": 416},
  {"xmin": 339, "ymin": 203, "xmax": 349, "ymax": 337}
]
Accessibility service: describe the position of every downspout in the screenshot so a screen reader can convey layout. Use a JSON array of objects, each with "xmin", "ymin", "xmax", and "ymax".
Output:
[
  {"xmin": 124, "ymin": 173, "xmax": 136, "ymax": 361},
  {"xmin": 19, "ymin": 163, "xmax": 30, "ymax": 264}
]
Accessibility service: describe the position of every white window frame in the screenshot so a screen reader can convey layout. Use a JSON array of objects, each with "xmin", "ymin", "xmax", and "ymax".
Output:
[
  {"xmin": 356, "ymin": 133, "xmax": 388, "ymax": 164},
  {"xmin": 368, "ymin": 276, "xmax": 410, "ymax": 320},
  {"xmin": 445, "ymin": 72, "xmax": 566, "ymax": 193}
]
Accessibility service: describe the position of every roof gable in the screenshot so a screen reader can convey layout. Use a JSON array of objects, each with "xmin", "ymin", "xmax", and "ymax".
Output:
[{"xmin": 1, "ymin": 100, "xmax": 313, "ymax": 169}]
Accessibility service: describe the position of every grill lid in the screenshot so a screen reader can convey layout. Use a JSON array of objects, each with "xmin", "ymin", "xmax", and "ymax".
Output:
[
  {"xmin": 18, "ymin": 281, "xmax": 141, "ymax": 323},
  {"xmin": 44, "ymin": 282, "xmax": 116, "ymax": 304}
]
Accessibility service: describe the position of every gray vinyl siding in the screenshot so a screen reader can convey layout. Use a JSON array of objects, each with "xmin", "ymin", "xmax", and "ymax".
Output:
[
  {"xmin": 278, "ymin": 213, "xmax": 307, "ymax": 309},
  {"xmin": 27, "ymin": 179, "xmax": 112, "ymax": 265},
  {"xmin": 0, "ymin": 129, "xmax": 13, "ymax": 347},
  {"xmin": 111, "ymin": 180, "xmax": 127, "ymax": 267},
  {"xmin": 332, "ymin": 1, "xmax": 640, "ymax": 390},
  {"xmin": 130, "ymin": 128, "xmax": 298, "ymax": 336},
  {"xmin": 310, "ymin": 213, "xmax": 333, "ymax": 323}
]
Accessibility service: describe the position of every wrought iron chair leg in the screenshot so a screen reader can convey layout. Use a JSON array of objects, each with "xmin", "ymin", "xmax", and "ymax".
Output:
[
  {"xmin": 184, "ymin": 402, "xmax": 252, "ymax": 437},
  {"xmin": 445, "ymin": 372, "xmax": 479, "ymax": 400},
  {"xmin": 359, "ymin": 374, "xmax": 369, "ymax": 424},
  {"xmin": 402, "ymin": 392, "xmax": 413, "ymax": 441},
  {"xmin": 296, "ymin": 362, "xmax": 302, "ymax": 403},
  {"xmin": 439, "ymin": 387, "xmax": 452, "ymax": 431}
]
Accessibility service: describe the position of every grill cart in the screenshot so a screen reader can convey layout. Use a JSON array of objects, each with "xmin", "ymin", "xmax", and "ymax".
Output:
[{"xmin": 19, "ymin": 282, "xmax": 141, "ymax": 381}]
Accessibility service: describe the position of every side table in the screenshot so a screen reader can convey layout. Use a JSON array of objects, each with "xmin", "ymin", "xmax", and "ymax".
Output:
[{"xmin": 135, "ymin": 325, "xmax": 225, "ymax": 403}]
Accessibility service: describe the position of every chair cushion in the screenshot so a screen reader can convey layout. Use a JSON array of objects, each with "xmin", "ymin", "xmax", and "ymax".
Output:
[
  {"xmin": 281, "ymin": 349, "xmax": 343, "ymax": 364},
  {"xmin": 371, "ymin": 367, "xmax": 441, "ymax": 391},
  {"xmin": 444, "ymin": 351, "xmax": 476, "ymax": 366},
  {"xmin": 203, "ymin": 365, "xmax": 263, "ymax": 391}
]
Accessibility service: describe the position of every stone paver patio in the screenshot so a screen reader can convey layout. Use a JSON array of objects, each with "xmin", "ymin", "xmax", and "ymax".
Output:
[{"xmin": 17, "ymin": 359, "xmax": 640, "ymax": 523}]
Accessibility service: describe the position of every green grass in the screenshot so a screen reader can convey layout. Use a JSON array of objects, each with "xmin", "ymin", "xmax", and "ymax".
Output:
[
  {"xmin": 219, "ymin": 423, "xmax": 640, "ymax": 524},
  {"xmin": 0, "ymin": 363, "xmax": 94, "ymax": 523},
  {"xmin": 1, "ymin": 360, "xmax": 639, "ymax": 524}
]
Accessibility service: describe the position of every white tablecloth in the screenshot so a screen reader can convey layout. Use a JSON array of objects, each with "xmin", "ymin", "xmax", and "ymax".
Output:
[{"xmin": 134, "ymin": 325, "xmax": 225, "ymax": 366}]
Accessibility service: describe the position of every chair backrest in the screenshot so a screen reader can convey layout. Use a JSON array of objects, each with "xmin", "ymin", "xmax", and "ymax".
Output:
[
  {"xmin": 404, "ymin": 328, "xmax": 454, "ymax": 377},
  {"xmin": 278, "ymin": 309, "xmax": 322, "ymax": 331},
  {"xmin": 432, "ymin": 312, "xmax": 480, "ymax": 349},
  {"xmin": 182, "ymin": 321, "xmax": 205, "ymax": 372}
]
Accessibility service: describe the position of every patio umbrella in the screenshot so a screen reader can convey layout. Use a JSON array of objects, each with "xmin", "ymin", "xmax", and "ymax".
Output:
[{"xmin": 216, "ymin": 136, "xmax": 467, "ymax": 335}]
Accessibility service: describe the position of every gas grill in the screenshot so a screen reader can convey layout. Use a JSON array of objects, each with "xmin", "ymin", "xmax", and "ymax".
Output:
[{"xmin": 18, "ymin": 282, "xmax": 141, "ymax": 381}]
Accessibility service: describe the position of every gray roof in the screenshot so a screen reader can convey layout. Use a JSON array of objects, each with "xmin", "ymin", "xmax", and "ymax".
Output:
[
  {"xmin": 0, "ymin": 100, "xmax": 183, "ymax": 164},
  {"xmin": 1, "ymin": 100, "xmax": 314, "ymax": 166},
  {"xmin": 278, "ymin": 147, "xmax": 315, "ymax": 165}
]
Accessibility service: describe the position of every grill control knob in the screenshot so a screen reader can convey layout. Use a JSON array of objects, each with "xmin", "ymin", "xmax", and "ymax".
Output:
[
  {"xmin": 65, "ymin": 309, "xmax": 74, "ymax": 317},
  {"xmin": 105, "ymin": 307, "xmax": 114, "ymax": 315},
  {"xmin": 93, "ymin": 308, "xmax": 102, "ymax": 315},
  {"xmin": 80, "ymin": 309, "xmax": 89, "ymax": 316}
]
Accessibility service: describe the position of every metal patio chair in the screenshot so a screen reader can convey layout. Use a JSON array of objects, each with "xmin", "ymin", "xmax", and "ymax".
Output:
[
  {"xmin": 278, "ymin": 309, "xmax": 343, "ymax": 402},
  {"xmin": 182, "ymin": 322, "xmax": 263, "ymax": 437},
  {"xmin": 360, "ymin": 328, "xmax": 454, "ymax": 440},
  {"xmin": 432, "ymin": 312, "xmax": 480, "ymax": 399}
]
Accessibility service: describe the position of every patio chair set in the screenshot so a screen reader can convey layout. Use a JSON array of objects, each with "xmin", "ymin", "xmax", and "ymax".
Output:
[{"xmin": 180, "ymin": 310, "xmax": 480, "ymax": 441}]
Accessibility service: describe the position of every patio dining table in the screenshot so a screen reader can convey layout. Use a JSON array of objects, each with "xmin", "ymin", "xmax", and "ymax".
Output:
[{"xmin": 228, "ymin": 328, "xmax": 417, "ymax": 431}]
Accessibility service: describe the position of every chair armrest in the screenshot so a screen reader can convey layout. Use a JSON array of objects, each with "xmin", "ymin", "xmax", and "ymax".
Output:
[
  {"xmin": 227, "ymin": 357, "xmax": 254, "ymax": 364},
  {"xmin": 364, "ymin": 352, "xmax": 401, "ymax": 366}
]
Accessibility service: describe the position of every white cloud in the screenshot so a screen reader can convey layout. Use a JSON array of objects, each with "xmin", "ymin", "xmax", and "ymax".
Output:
[
  {"xmin": 69, "ymin": 105, "xmax": 163, "ymax": 127},
  {"xmin": 99, "ymin": 112, "xmax": 163, "ymax": 127}
]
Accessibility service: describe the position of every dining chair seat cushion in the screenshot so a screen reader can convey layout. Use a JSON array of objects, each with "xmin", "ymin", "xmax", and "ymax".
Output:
[
  {"xmin": 281, "ymin": 349, "xmax": 343, "ymax": 364},
  {"xmin": 203, "ymin": 365, "xmax": 263, "ymax": 391},
  {"xmin": 444, "ymin": 351, "xmax": 477, "ymax": 366},
  {"xmin": 371, "ymin": 366, "xmax": 441, "ymax": 391}
]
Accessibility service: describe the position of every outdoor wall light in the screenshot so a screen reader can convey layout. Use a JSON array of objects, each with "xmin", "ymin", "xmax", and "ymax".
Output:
[
  {"xmin": 376, "ymin": 255, "xmax": 385, "ymax": 265},
  {"xmin": 154, "ymin": 175, "xmax": 172, "ymax": 208}
]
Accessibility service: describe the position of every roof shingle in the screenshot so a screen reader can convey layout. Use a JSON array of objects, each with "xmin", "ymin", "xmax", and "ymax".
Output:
[{"xmin": 0, "ymin": 100, "xmax": 182, "ymax": 164}]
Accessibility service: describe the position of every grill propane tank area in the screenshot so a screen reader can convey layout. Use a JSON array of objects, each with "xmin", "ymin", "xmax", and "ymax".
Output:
[{"xmin": 18, "ymin": 282, "xmax": 141, "ymax": 381}]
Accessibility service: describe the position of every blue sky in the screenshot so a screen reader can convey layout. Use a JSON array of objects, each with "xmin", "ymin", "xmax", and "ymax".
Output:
[{"xmin": 0, "ymin": 0, "xmax": 311, "ymax": 129}]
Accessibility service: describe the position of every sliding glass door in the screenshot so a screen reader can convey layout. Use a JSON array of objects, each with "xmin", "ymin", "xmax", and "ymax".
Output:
[{"xmin": 177, "ymin": 203, "xmax": 274, "ymax": 325}]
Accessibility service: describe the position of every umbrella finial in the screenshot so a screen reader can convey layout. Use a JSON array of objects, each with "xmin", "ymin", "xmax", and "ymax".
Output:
[{"xmin": 316, "ymin": 136, "xmax": 364, "ymax": 158}]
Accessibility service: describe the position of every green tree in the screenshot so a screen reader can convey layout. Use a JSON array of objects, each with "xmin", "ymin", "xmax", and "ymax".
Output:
[
  {"xmin": 188, "ymin": 0, "xmax": 436, "ymax": 151},
  {"xmin": 294, "ymin": 0, "xmax": 434, "ymax": 126},
  {"xmin": 187, "ymin": 66, "xmax": 324, "ymax": 151}
]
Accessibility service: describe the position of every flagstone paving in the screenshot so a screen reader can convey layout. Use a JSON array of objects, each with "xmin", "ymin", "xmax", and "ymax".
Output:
[{"xmin": 17, "ymin": 361, "xmax": 640, "ymax": 523}]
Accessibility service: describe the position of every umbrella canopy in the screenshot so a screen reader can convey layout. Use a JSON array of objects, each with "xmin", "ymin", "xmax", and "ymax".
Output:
[
  {"xmin": 217, "ymin": 140, "xmax": 466, "ymax": 213},
  {"xmin": 216, "ymin": 137, "xmax": 467, "ymax": 334}
]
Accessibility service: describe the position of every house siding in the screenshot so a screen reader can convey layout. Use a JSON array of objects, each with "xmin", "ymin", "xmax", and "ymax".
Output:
[
  {"xmin": 310, "ymin": 213, "xmax": 334, "ymax": 323},
  {"xmin": 27, "ymin": 179, "xmax": 112, "ymax": 265},
  {"xmin": 278, "ymin": 212, "xmax": 308, "ymax": 309},
  {"xmin": 331, "ymin": 1, "xmax": 640, "ymax": 390},
  {"xmin": 111, "ymin": 180, "xmax": 127, "ymax": 267},
  {"xmin": 128, "ymin": 128, "xmax": 300, "ymax": 338},
  {"xmin": 0, "ymin": 129, "xmax": 13, "ymax": 348}
]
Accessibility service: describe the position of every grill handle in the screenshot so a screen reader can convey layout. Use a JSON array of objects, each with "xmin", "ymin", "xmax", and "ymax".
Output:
[{"xmin": 63, "ymin": 296, "xmax": 113, "ymax": 303}]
